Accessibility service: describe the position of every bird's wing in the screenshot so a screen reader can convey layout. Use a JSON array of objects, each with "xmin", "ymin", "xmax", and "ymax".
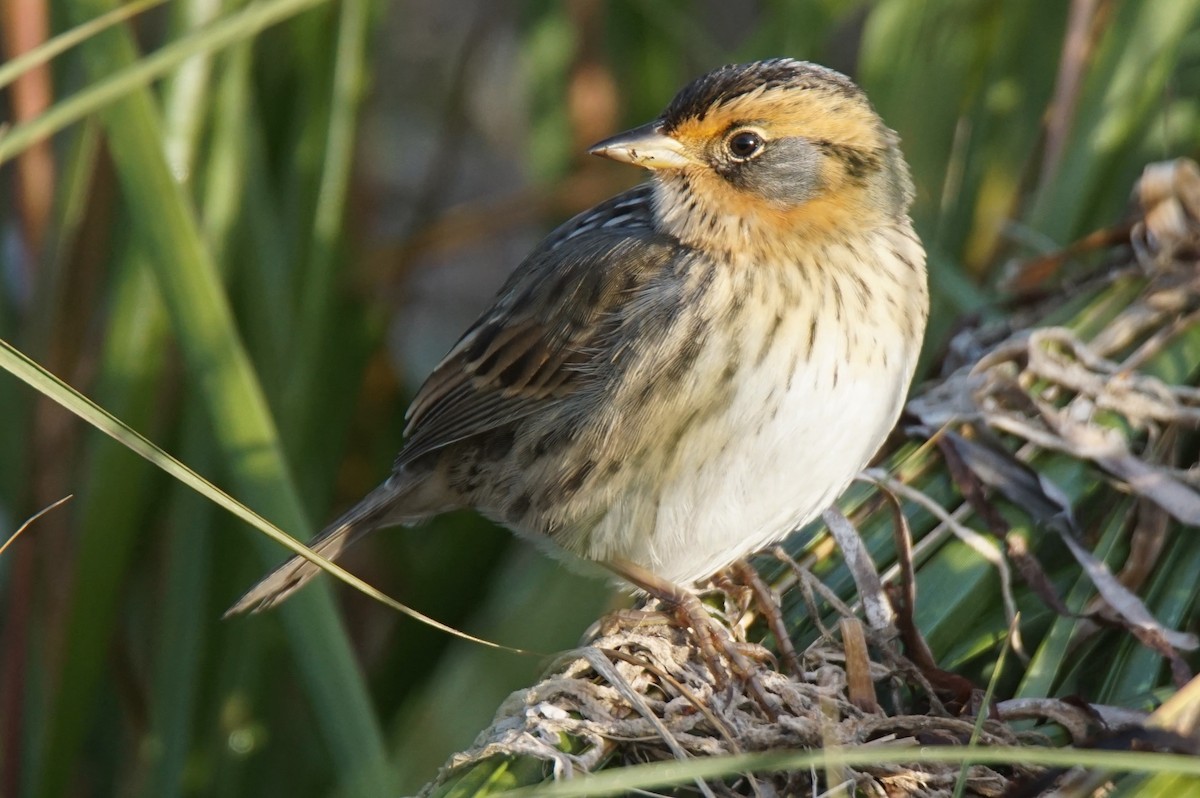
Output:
[{"xmin": 397, "ymin": 185, "xmax": 677, "ymax": 466}]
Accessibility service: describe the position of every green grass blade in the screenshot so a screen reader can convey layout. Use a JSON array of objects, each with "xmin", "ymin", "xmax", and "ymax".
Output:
[
  {"xmin": 0, "ymin": 337, "xmax": 515, "ymax": 647},
  {"xmin": 21, "ymin": 254, "xmax": 171, "ymax": 798},
  {"xmin": 506, "ymin": 747, "xmax": 1200, "ymax": 798},
  {"xmin": 954, "ymin": 615, "xmax": 1019, "ymax": 798},
  {"xmin": 1028, "ymin": 0, "xmax": 1200, "ymax": 241},
  {"xmin": 138, "ymin": 416, "xmax": 214, "ymax": 798},
  {"xmin": 39, "ymin": 5, "xmax": 395, "ymax": 793},
  {"xmin": 0, "ymin": 0, "xmax": 167, "ymax": 92},
  {"xmin": 285, "ymin": 0, "xmax": 371, "ymax": 442},
  {"xmin": 134, "ymin": 7, "xmax": 220, "ymax": 787},
  {"xmin": 201, "ymin": 43, "xmax": 292, "ymax": 386},
  {"xmin": 159, "ymin": 0, "xmax": 225, "ymax": 177},
  {"xmin": 0, "ymin": 0, "xmax": 329, "ymax": 166}
]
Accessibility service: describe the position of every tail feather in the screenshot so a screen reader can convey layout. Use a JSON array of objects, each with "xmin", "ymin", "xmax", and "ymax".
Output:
[{"xmin": 224, "ymin": 480, "xmax": 409, "ymax": 617}]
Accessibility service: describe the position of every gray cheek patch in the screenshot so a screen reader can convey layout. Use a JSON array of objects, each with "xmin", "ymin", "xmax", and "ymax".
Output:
[{"xmin": 719, "ymin": 137, "xmax": 823, "ymax": 207}]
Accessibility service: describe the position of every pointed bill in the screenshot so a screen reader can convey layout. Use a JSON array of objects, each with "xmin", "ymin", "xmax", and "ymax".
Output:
[{"xmin": 588, "ymin": 122, "xmax": 694, "ymax": 169}]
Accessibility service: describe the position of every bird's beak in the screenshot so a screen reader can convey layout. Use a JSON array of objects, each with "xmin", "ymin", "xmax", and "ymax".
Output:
[{"xmin": 588, "ymin": 122, "xmax": 693, "ymax": 170}]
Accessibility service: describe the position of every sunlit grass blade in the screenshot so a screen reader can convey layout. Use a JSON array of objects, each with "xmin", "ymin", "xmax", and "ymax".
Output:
[
  {"xmin": 0, "ymin": 0, "xmax": 329, "ymax": 166},
  {"xmin": 954, "ymin": 613, "xmax": 1020, "ymax": 798},
  {"xmin": 0, "ymin": 0, "xmax": 168, "ymax": 92},
  {"xmin": 0, "ymin": 337, "xmax": 528, "ymax": 654},
  {"xmin": 504, "ymin": 747, "xmax": 1200, "ymax": 798}
]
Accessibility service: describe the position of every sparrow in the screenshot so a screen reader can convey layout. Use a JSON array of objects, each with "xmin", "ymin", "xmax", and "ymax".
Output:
[{"xmin": 227, "ymin": 58, "xmax": 928, "ymax": 616}]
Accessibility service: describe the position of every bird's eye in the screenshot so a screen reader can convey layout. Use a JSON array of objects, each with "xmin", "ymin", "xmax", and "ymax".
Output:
[{"xmin": 726, "ymin": 130, "xmax": 764, "ymax": 160}]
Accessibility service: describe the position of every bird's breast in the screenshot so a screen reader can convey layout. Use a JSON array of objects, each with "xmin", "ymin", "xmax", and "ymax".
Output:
[{"xmin": 569, "ymin": 224, "xmax": 927, "ymax": 583}]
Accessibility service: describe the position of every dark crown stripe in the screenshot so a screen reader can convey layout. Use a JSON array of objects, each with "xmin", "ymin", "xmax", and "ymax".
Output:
[{"xmin": 660, "ymin": 58, "xmax": 860, "ymax": 132}]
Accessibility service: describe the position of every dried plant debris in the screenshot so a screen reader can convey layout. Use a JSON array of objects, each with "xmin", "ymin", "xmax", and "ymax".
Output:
[
  {"xmin": 1001, "ymin": 157, "xmax": 1200, "ymax": 295},
  {"xmin": 424, "ymin": 601, "xmax": 1035, "ymax": 797},
  {"xmin": 422, "ymin": 162, "xmax": 1200, "ymax": 797},
  {"xmin": 908, "ymin": 159, "xmax": 1200, "ymax": 684}
]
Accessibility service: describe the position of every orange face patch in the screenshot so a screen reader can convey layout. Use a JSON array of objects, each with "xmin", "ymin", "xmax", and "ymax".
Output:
[{"xmin": 666, "ymin": 86, "xmax": 885, "ymax": 155}]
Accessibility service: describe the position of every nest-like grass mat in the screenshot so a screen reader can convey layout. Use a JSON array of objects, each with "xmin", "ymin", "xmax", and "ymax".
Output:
[{"xmin": 427, "ymin": 592, "xmax": 1041, "ymax": 797}]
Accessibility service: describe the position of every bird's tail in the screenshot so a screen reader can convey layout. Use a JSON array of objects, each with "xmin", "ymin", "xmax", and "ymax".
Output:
[{"xmin": 224, "ymin": 478, "xmax": 417, "ymax": 617}]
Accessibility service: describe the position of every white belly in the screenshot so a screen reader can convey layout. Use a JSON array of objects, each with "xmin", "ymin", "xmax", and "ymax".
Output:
[{"xmin": 592, "ymin": 302, "xmax": 915, "ymax": 584}]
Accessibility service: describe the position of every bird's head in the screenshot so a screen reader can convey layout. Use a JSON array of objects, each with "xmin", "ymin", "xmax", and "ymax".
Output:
[{"xmin": 590, "ymin": 59, "xmax": 913, "ymax": 257}]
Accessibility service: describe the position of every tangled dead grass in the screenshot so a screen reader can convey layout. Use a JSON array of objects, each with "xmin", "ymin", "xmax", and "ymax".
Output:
[{"xmin": 427, "ymin": 592, "xmax": 1039, "ymax": 797}]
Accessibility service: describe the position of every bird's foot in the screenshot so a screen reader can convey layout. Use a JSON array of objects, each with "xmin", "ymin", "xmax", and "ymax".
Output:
[{"xmin": 607, "ymin": 558, "xmax": 781, "ymax": 720}]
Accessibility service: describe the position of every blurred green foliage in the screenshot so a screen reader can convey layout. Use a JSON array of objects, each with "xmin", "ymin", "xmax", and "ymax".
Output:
[{"xmin": 0, "ymin": 1, "xmax": 1198, "ymax": 796}]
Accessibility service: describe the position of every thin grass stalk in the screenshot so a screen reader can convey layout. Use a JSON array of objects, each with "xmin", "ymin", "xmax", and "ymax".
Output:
[
  {"xmin": 285, "ymin": 0, "xmax": 371, "ymax": 442},
  {"xmin": 137, "ymin": 414, "xmax": 214, "ymax": 798},
  {"xmin": 490, "ymin": 747, "xmax": 1200, "ymax": 798},
  {"xmin": 0, "ymin": 0, "xmax": 168, "ymax": 92},
  {"xmin": 203, "ymin": 42, "xmax": 291, "ymax": 391},
  {"xmin": 0, "ymin": 119, "xmax": 99, "ymax": 798},
  {"xmin": 0, "ymin": 0, "xmax": 330, "ymax": 166},
  {"xmin": 27, "ymin": 254, "xmax": 170, "ymax": 798}
]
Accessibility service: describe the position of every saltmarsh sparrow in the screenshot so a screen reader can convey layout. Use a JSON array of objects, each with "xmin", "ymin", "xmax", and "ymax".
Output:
[{"xmin": 228, "ymin": 58, "xmax": 928, "ymax": 615}]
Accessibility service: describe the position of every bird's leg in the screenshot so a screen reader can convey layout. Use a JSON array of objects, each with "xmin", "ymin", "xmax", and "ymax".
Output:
[
  {"xmin": 729, "ymin": 560, "xmax": 802, "ymax": 678},
  {"xmin": 607, "ymin": 558, "xmax": 780, "ymax": 719},
  {"xmin": 608, "ymin": 559, "xmax": 726, "ymax": 684}
]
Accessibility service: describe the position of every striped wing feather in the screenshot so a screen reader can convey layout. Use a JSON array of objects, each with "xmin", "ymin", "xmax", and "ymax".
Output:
[{"xmin": 396, "ymin": 188, "xmax": 676, "ymax": 466}]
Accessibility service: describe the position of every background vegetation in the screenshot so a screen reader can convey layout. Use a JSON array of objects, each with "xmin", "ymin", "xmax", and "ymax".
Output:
[{"xmin": 0, "ymin": 1, "xmax": 1198, "ymax": 796}]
